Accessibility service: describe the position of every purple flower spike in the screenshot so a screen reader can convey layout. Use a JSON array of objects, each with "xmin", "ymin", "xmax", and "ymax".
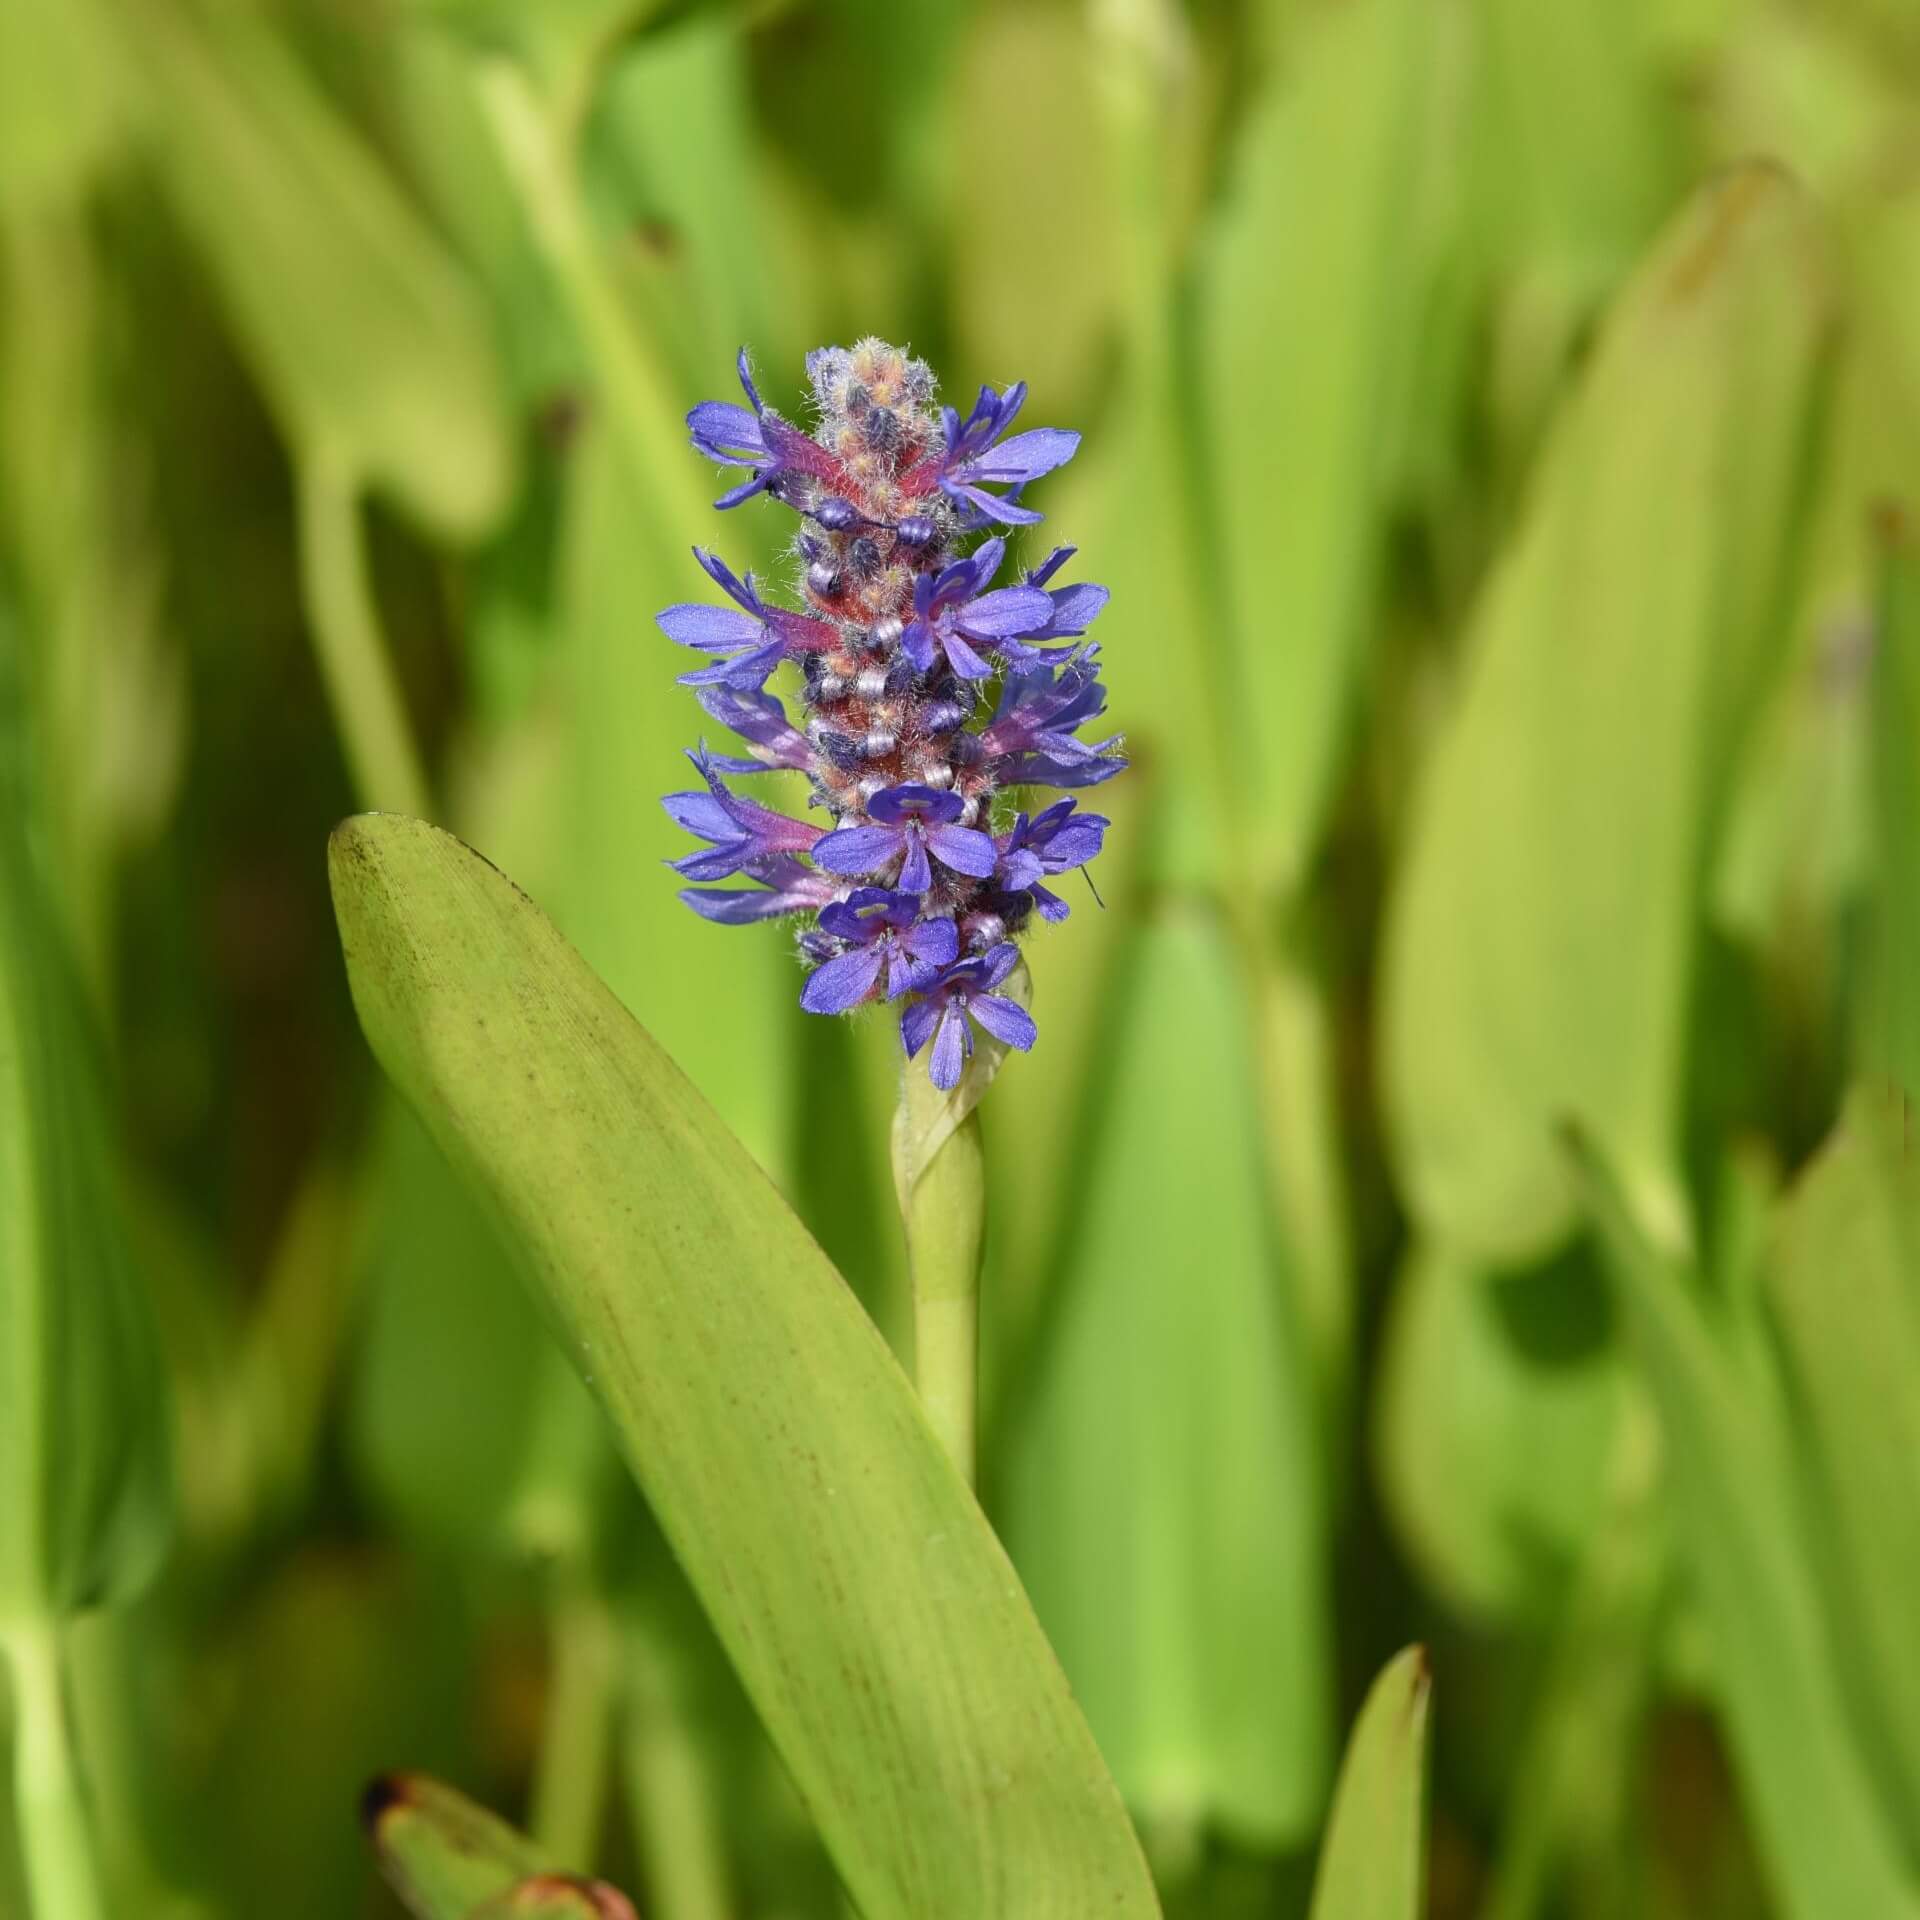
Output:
[
  {"xmin": 900, "ymin": 537, "xmax": 1054, "ymax": 681},
  {"xmin": 659, "ymin": 338, "xmax": 1119, "ymax": 1087},
  {"xmin": 801, "ymin": 889, "xmax": 960, "ymax": 1011},
  {"xmin": 900, "ymin": 943, "xmax": 1037, "ymax": 1090},
  {"xmin": 662, "ymin": 747, "xmax": 823, "ymax": 882},
  {"xmin": 996, "ymin": 799, "xmax": 1110, "ymax": 922},
  {"xmin": 813, "ymin": 784, "xmax": 996, "ymax": 893}
]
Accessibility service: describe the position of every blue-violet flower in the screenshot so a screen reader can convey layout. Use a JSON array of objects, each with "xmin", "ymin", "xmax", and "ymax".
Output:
[{"xmin": 662, "ymin": 339, "xmax": 1123, "ymax": 1090}]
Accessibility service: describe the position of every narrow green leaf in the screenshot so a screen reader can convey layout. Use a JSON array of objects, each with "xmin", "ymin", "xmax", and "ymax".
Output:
[
  {"xmin": 123, "ymin": 0, "xmax": 514, "ymax": 539},
  {"xmin": 1203, "ymin": 0, "xmax": 1436, "ymax": 894},
  {"xmin": 0, "ymin": 804, "xmax": 170, "ymax": 1626},
  {"xmin": 1306, "ymin": 1647, "xmax": 1432, "ymax": 1920},
  {"xmin": 1766, "ymin": 1086, "xmax": 1920, "ymax": 1846},
  {"xmin": 328, "ymin": 812, "xmax": 1160, "ymax": 1920},
  {"xmin": 1000, "ymin": 911, "xmax": 1331, "ymax": 1846},
  {"xmin": 1383, "ymin": 166, "xmax": 1828, "ymax": 1262},
  {"xmin": 1575, "ymin": 1132, "xmax": 1920, "ymax": 1920}
]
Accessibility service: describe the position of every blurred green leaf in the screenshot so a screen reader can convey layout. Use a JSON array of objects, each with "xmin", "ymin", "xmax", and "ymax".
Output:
[
  {"xmin": 328, "ymin": 812, "xmax": 1161, "ymax": 1920},
  {"xmin": 1383, "ymin": 165, "xmax": 1829, "ymax": 1263},
  {"xmin": 1766, "ymin": 1085, "xmax": 1920, "ymax": 1849},
  {"xmin": 1203, "ymin": 0, "xmax": 1435, "ymax": 895},
  {"xmin": 944, "ymin": 6, "xmax": 1117, "ymax": 421},
  {"xmin": 1000, "ymin": 910, "xmax": 1331, "ymax": 1846},
  {"xmin": 1475, "ymin": 0, "xmax": 1666, "ymax": 278},
  {"xmin": 1472, "ymin": 0, "xmax": 1670, "ymax": 463},
  {"xmin": 1306, "ymin": 1647, "xmax": 1431, "ymax": 1920},
  {"xmin": 1576, "ymin": 1130, "xmax": 1920, "ymax": 1920},
  {"xmin": 0, "ymin": 804, "xmax": 170, "ymax": 1625},
  {"xmin": 348, "ymin": 1099, "xmax": 615, "ymax": 1562},
  {"xmin": 0, "ymin": 0, "xmax": 127, "ymax": 210},
  {"xmin": 586, "ymin": 18, "xmax": 781, "ymax": 389},
  {"xmin": 1864, "ymin": 508, "xmax": 1920, "ymax": 1095},
  {"xmin": 1375, "ymin": 1245, "xmax": 1624, "ymax": 1625},
  {"xmin": 555, "ymin": 421, "xmax": 793, "ymax": 1180},
  {"xmin": 124, "ymin": 0, "xmax": 515, "ymax": 540}
]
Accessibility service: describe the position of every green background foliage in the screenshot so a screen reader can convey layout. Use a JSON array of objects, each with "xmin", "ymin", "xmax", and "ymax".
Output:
[{"xmin": 2, "ymin": 0, "xmax": 1918, "ymax": 1914}]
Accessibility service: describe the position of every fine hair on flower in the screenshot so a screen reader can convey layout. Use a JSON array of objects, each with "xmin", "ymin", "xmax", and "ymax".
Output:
[{"xmin": 660, "ymin": 340, "xmax": 1124, "ymax": 1091}]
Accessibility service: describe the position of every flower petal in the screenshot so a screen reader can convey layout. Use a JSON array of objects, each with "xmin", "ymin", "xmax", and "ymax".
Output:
[
  {"xmin": 900, "ymin": 997, "xmax": 940, "ymax": 1059},
  {"xmin": 800, "ymin": 945, "xmax": 886, "ymax": 1014},
  {"xmin": 957, "ymin": 586, "xmax": 1055, "ymax": 639},
  {"xmin": 810, "ymin": 825, "xmax": 902, "ymax": 876},
  {"xmin": 656, "ymin": 603, "xmax": 767, "ymax": 650},
  {"xmin": 969, "ymin": 993, "xmax": 1037, "ymax": 1051},
  {"xmin": 941, "ymin": 630, "xmax": 995, "ymax": 681},
  {"xmin": 896, "ymin": 832, "xmax": 932, "ymax": 895},
  {"xmin": 929, "ymin": 1005, "xmax": 970, "ymax": 1090},
  {"xmin": 926, "ymin": 824, "xmax": 999, "ymax": 879}
]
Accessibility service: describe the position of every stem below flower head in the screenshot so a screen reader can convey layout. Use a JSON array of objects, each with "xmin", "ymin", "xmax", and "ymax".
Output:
[
  {"xmin": 896, "ymin": 1066, "xmax": 987, "ymax": 1487},
  {"xmin": 6, "ymin": 1619, "xmax": 108, "ymax": 1920}
]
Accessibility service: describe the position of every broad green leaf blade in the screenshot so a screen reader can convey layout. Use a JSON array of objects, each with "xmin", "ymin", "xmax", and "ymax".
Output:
[
  {"xmin": 123, "ymin": 0, "xmax": 514, "ymax": 540},
  {"xmin": 1306, "ymin": 1647, "xmax": 1431, "ymax": 1920},
  {"xmin": 1575, "ymin": 1135, "xmax": 1920, "ymax": 1920},
  {"xmin": 1202, "ymin": 0, "xmax": 1435, "ymax": 895},
  {"xmin": 0, "ymin": 804, "xmax": 171, "ymax": 1625},
  {"xmin": 1766, "ymin": 1086, "xmax": 1920, "ymax": 1845},
  {"xmin": 1865, "ymin": 509, "xmax": 1920, "ymax": 1096},
  {"xmin": 1382, "ymin": 166, "xmax": 1828, "ymax": 1262},
  {"xmin": 1000, "ymin": 912, "xmax": 1331, "ymax": 1846},
  {"xmin": 328, "ymin": 813, "xmax": 1160, "ymax": 1920},
  {"xmin": 1375, "ymin": 1245, "xmax": 1624, "ymax": 1625}
]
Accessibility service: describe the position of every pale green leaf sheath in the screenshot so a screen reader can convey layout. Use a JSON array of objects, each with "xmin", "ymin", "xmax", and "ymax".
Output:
[
  {"xmin": 328, "ymin": 813, "xmax": 1160, "ymax": 1920},
  {"xmin": 1307, "ymin": 1647, "xmax": 1432, "ymax": 1920}
]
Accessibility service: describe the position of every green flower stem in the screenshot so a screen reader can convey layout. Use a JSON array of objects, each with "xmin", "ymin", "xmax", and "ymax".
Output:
[
  {"xmin": 6, "ymin": 1619, "xmax": 107, "ymax": 1920},
  {"xmin": 295, "ymin": 443, "xmax": 431, "ymax": 820},
  {"xmin": 528, "ymin": 1560, "xmax": 616, "ymax": 1868},
  {"xmin": 897, "ymin": 1068, "xmax": 987, "ymax": 1488},
  {"xmin": 621, "ymin": 1617, "xmax": 731, "ymax": 1920}
]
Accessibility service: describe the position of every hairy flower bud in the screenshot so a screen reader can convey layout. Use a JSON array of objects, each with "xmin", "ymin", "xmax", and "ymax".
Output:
[{"xmin": 661, "ymin": 341, "xmax": 1126, "ymax": 1089}]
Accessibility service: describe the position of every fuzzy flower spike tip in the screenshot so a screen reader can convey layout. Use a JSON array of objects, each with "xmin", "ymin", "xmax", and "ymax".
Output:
[{"xmin": 661, "ymin": 340, "xmax": 1123, "ymax": 1091}]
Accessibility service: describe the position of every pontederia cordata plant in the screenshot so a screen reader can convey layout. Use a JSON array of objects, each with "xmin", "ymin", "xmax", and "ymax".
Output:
[
  {"xmin": 662, "ymin": 340, "xmax": 1122, "ymax": 1084},
  {"xmin": 660, "ymin": 340, "xmax": 1123, "ymax": 1482}
]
